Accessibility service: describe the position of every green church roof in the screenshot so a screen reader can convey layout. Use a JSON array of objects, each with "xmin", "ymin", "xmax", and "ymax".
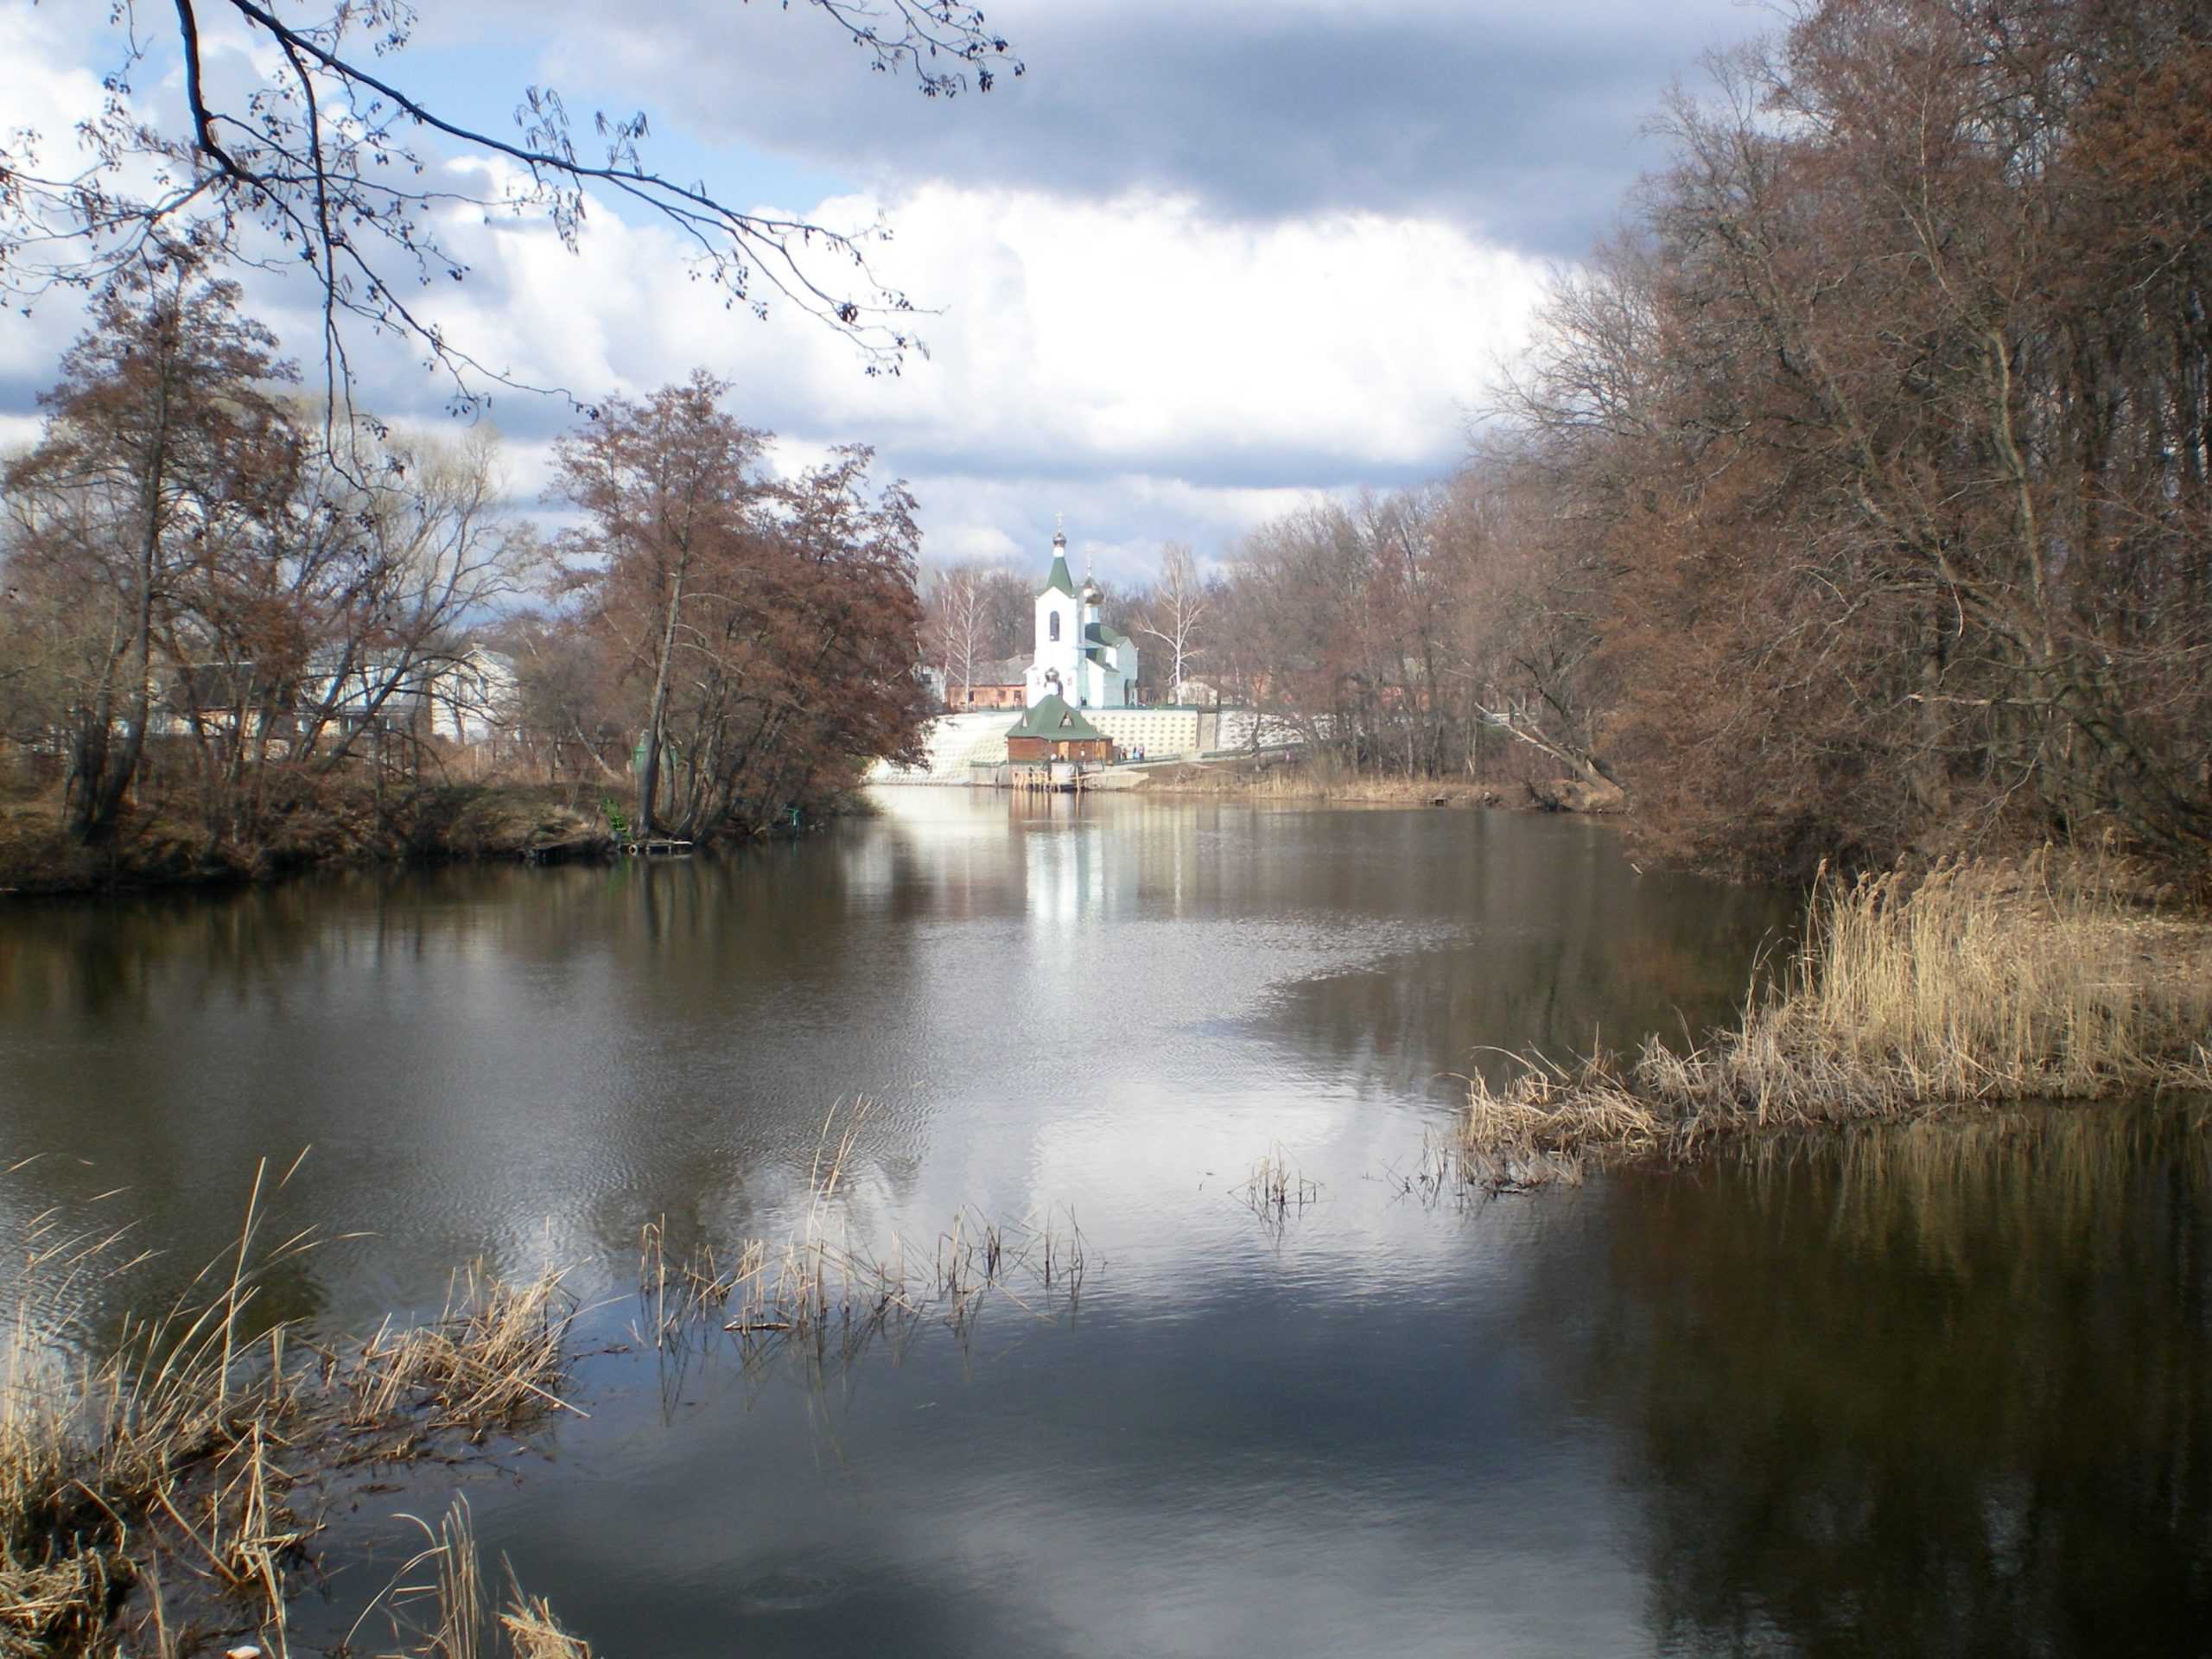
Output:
[
  {"xmin": 1039, "ymin": 547, "xmax": 1077, "ymax": 597},
  {"xmin": 1005, "ymin": 692, "xmax": 1106, "ymax": 741}
]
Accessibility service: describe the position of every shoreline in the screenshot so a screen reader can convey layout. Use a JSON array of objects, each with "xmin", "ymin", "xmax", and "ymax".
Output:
[
  {"xmin": 1127, "ymin": 757, "xmax": 1624, "ymax": 813},
  {"xmin": 0, "ymin": 782, "xmax": 609, "ymax": 899},
  {"xmin": 1451, "ymin": 850, "xmax": 2212, "ymax": 1183},
  {"xmin": 3, "ymin": 768, "xmax": 1616, "ymax": 899},
  {"xmin": 0, "ymin": 781, "xmax": 874, "ymax": 901}
]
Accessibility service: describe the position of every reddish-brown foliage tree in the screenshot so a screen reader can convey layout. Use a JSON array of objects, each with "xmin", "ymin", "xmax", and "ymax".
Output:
[
  {"xmin": 554, "ymin": 378, "xmax": 930, "ymax": 837},
  {"xmin": 3, "ymin": 276, "xmax": 295, "ymax": 840},
  {"xmin": 1214, "ymin": 1, "xmax": 2209, "ymax": 874}
]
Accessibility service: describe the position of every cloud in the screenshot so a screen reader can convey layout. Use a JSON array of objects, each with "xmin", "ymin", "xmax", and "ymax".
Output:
[
  {"xmin": 359, "ymin": 174, "xmax": 1541, "ymax": 571},
  {"xmin": 0, "ymin": 1, "xmax": 1750, "ymax": 581},
  {"xmin": 441, "ymin": 0, "xmax": 1770, "ymax": 257}
]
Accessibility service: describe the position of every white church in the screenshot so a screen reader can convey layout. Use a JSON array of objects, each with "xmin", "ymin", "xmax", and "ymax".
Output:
[
  {"xmin": 874, "ymin": 521, "xmax": 1281, "ymax": 782},
  {"xmin": 1021, "ymin": 523, "xmax": 1140, "ymax": 709}
]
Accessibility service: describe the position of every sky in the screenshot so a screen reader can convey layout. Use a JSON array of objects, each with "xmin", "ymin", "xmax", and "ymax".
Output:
[{"xmin": 0, "ymin": 0, "xmax": 1768, "ymax": 588}]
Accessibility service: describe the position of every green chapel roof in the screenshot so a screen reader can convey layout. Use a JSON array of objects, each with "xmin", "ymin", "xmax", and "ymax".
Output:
[{"xmin": 1005, "ymin": 692, "xmax": 1106, "ymax": 742}]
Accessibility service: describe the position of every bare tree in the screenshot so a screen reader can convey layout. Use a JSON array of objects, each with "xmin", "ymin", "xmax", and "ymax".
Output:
[
  {"xmin": 925, "ymin": 566, "xmax": 987, "ymax": 698},
  {"xmin": 0, "ymin": 3, "xmax": 1022, "ymax": 416},
  {"xmin": 1135, "ymin": 543, "xmax": 1209, "ymax": 702},
  {"xmin": 289, "ymin": 428, "xmax": 537, "ymax": 774}
]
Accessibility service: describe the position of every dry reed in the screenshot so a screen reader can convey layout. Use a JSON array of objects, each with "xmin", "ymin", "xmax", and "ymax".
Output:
[
  {"xmin": 357, "ymin": 1498, "xmax": 591, "ymax": 1659},
  {"xmin": 636, "ymin": 1099, "xmax": 1089, "ymax": 1368},
  {"xmin": 1237, "ymin": 1147, "xmax": 1319, "ymax": 1219},
  {"xmin": 351, "ymin": 1266, "xmax": 582, "ymax": 1437},
  {"xmin": 0, "ymin": 1156, "xmax": 585, "ymax": 1656},
  {"xmin": 1457, "ymin": 850, "xmax": 2212, "ymax": 1169},
  {"xmin": 1146, "ymin": 757, "xmax": 1490, "ymax": 805}
]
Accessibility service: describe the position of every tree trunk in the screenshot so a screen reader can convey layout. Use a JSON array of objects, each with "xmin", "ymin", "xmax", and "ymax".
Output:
[
  {"xmin": 76, "ymin": 359, "xmax": 172, "ymax": 842},
  {"xmin": 638, "ymin": 551, "xmax": 689, "ymax": 836}
]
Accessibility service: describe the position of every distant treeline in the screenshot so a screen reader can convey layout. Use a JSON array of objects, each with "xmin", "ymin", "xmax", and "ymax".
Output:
[
  {"xmin": 938, "ymin": 0, "xmax": 2208, "ymax": 878},
  {"xmin": 9, "ymin": 0, "xmax": 2206, "ymax": 884},
  {"xmin": 0, "ymin": 285, "xmax": 929, "ymax": 856}
]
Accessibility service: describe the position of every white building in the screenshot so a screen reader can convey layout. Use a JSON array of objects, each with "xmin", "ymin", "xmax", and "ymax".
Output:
[
  {"xmin": 303, "ymin": 643, "xmax": 518, "ymax": 745},
  {"xmin": 1020, "ymin": 524, "xmax": 1140, "ymax": 709}
]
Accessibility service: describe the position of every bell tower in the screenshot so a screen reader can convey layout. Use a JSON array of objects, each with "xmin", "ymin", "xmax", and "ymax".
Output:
[{"xmin": 1024, "ymin": 516, "xmax": 1081, "ymax": 708}]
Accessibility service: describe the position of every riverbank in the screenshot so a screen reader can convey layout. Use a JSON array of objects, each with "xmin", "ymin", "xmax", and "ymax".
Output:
[
  {"xmin": 1137, "ymin": 757, "xmax": 1529, "ymax": 809},
  {"xmin": 0, "ymin": 776, "xmax": 899, "ymax": 899},
  {"xmin": 0, "ymin": 784, "xmax": 615, "ymax": 898},
  {"xmin": 1455, "ymin": 849, "xmax": 2212, "ymax": 1179}
]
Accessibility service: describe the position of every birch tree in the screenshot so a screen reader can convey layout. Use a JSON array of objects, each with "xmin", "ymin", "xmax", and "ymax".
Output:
[{"xmin": 1136, "ymin": 543, "xmax": 1209, "ymax": 702}]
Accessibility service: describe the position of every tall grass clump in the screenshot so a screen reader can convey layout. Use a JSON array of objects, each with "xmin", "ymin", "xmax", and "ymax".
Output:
[
  {"xmin": 0, "ymin": 1158, "xmax": 327, "ymax": 1654},
  {"xmin": 0, "ymin": 1155, "xmax": 585, "ymax": 1656},
  {"xmin": 351, "ymin": 1265, "xmax": 581, "ymax": 1437},
  {"xmin": 1459, "ymin": 850, "xmax": 2212, "ymax": 1166}
]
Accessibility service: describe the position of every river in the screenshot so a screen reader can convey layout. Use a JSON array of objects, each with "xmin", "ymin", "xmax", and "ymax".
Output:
[{"xmin": 1, "ymin": 791, "xmax": 2206, "ymax": 1656}]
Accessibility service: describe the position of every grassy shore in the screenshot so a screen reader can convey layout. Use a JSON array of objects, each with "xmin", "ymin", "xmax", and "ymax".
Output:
[
  {"xmin": 0, "ymin": 783, "xmax": 608, "ymax": 898},
  {"xmin": 1138, "ymin": 756, "xmax": 1510, "ymax": 807},
  {"xmin": 1134, "ymin": 754, "xmax": 1629, "ymax": 813},
  {"xmin": 1455, "ymin": 849, "xmax": 2212, "ymax": 1178}
]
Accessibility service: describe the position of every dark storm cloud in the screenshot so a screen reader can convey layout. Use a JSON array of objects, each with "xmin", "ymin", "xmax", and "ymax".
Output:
[{"xmin": 491, "ymin": 0, "xmax": 1771, "ymax": 256}]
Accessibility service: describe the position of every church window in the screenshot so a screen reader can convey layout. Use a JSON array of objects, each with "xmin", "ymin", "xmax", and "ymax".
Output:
[{"xmin": 1049, "ymin": 612, "xmax": 1060, "ymax": 642}]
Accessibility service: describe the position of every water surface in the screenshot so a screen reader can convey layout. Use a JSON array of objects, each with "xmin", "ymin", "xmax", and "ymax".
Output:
[{"xmin": 0, "ymin": 791, "xmax": 2204, "ymax": 1656}]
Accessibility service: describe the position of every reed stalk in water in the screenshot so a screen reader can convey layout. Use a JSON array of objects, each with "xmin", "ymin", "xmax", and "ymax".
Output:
[
  {"xmin": 635, "ymin": 1096, "xmax": 1090, "ymax": 1369},
  {"xmin": 353, "ymin": 1499, "xmax": 591, "ymax": 1659},
  {"xmin": 0, "ymin": 1157, "xmax": 583, "ymax": 1656}
]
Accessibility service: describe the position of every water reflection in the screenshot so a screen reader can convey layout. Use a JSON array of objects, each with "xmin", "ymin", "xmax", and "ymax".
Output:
[
  {"xmin": 0, "ymin": 798, "xmax": 1785, "ymax": 1359},
  {"xmin": 7, "ymin": 797, "xmax": 2201, "ymax": 1655},
  {"xmin": 1535, "ymin": 1109, "xmax": 2212, "ymax": 1657}
]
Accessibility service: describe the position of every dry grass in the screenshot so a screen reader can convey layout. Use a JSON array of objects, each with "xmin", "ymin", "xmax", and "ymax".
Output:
[
  {"xmin": 0, "ymin": 1157, "xmax": 585, "ymax": 1657},
  {"xmin": 637, "ymin": 1098, "xmax": 1090, "ymax": 1369},
  {"xmin": 1456, "ymin": 850, "xmax": 2212, "ymax": 1169},
  {"xmin": 355, "ymin": 1499, "xmax": 591, "ymax": 1659},
  {"xmin": 0, "ymin": 1156, "xmax": 326, "ymax": 1656},
  {"xmin": 351, "ymin": 1267, "xmax": 581, "ymax": 1438},
  {"xmin": 1236, "ymin": 1147, "xmax": 1319, "ymax": 1220},
  {"xmin": 1144, "ymin": 757, "xmax": 1498, "ymax": 806},
  {"xmin": 639, "ymin": 1201, "xmax": 1091, "ymax": 1367}
]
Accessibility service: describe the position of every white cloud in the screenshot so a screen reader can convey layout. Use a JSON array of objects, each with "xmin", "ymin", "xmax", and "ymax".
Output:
[
  {"xmin": 340, "ymin": 175, "xmax": 1543, "ymax": 577},
  {"xmin": 0, "ymin": 15, "xmax": 1550, "ymax": 587}
]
